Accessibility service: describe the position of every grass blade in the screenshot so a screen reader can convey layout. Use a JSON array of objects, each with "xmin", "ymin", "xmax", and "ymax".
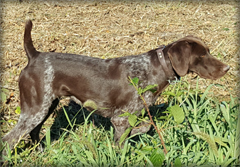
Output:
[
  {"xmin": 120, "ymin": 140, "xmax": 129, "ymax": 166},
  {"xmin": 46, "ymin": 127, "xmax": 51, "ymax": 150}
]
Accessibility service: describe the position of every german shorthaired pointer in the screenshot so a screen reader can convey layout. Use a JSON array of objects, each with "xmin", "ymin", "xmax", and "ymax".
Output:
[{"xmin": 2, "ymin": 20, "xmax": 230, "ymax": 152}]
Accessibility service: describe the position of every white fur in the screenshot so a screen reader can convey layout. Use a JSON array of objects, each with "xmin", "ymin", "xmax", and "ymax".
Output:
[{"xmin": 42, "ymin": 56, "xmax": 55, "ymax": 109}]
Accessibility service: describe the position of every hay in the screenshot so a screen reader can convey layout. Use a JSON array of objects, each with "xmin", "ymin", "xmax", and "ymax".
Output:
[{"xmin": 0, "ymin": 0, "xmax": 238, "ymax": 118}]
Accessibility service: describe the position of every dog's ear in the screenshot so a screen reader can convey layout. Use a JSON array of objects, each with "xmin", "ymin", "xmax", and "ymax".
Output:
[{"xmin": 167, "ymin": 41, "xmax": 191, "ymax": 76}]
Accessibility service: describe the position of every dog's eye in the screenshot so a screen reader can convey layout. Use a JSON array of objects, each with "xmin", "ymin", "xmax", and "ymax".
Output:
[{"xmin": 201, "ymin": 55, "xmax": 205, "ymax": 58}]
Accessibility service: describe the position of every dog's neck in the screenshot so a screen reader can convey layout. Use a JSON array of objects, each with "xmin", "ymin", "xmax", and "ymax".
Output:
[{"xmin": 156, "ymin": 46, "xmax": 180, "ymax": 84}]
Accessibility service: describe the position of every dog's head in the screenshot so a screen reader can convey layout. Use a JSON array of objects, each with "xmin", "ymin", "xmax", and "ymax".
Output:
[{"xmin": 166, "ymin": 36, "xmax": 230, "ymax": 80}]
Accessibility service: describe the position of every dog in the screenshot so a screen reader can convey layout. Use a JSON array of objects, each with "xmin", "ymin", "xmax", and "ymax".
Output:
[{"xmin": 2, "ymin": 20, "xmax": 230, "ymax": 153}]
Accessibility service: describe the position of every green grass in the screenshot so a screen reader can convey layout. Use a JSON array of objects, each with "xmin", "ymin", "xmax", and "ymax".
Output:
[{"xmin": 1, "ymin": 79, "xmax": 239, "ymax": 166}]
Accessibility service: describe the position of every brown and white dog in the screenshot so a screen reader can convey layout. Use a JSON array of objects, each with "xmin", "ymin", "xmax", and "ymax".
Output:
[{"xmin": 2, "ymin": 20, "xmax": 230, "ymax": 153}]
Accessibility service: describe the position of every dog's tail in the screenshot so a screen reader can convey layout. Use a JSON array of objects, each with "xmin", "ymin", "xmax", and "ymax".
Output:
[{"xmin": 24, "ymin": 20, "xmax": 38, "ymax": 61}]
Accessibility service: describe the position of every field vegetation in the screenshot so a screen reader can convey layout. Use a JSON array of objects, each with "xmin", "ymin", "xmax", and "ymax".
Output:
[{"xmin": 0, "ymin": 0, "xmax": 239, "ymax": 166}]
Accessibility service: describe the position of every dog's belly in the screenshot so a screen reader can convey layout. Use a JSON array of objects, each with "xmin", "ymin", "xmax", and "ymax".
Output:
[{"xmin": 70, "ymin": 88, "xmax": 153, "ymax": 118}]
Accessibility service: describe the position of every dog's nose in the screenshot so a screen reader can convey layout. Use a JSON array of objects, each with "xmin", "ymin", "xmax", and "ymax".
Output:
[{"xmin": 223, "ymin": 65, "xmax": 230, "ymax": 72}]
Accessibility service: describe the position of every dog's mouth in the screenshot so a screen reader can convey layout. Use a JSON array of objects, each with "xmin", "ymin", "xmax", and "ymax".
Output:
[
  {"xmin": 194, "ymin": 71, "xmax": 226, "ymax": 80},
  {"xmin": 188, "ymin": 70, "xmax": 213, "ymax": 80}
]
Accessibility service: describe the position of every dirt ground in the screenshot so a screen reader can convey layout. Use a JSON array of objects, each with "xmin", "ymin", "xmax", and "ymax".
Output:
[{"xmin": 0, "ymin": 0, "xmax": 239, "ymax": 136}]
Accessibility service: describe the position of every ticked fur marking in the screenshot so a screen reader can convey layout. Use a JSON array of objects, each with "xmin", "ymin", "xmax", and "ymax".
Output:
[
  {"xmin": 42, "ymin": 56, "xmax": 55, "ymax": 111},
  {"xmin": 19, "ymin": 56, "xmax": 55, "ymax": 132}
]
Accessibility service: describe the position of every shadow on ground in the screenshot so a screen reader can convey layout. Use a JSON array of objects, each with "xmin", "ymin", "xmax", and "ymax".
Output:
[{"xmin": 40, "ymin": 100, "xmax": 169, "ymax": 146}]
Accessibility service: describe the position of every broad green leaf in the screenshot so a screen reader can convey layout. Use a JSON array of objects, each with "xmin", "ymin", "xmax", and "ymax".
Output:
[
  {"xmin": 131, "ymin": 77, "xmax": 139, "ymax": 85},
  {"xmin": 149, "ymin": 148, "xmax": 165, "ymax": 167},
  {"xmin": 119, "ymin": 127, "xmax": 132, "ymax": 147},
  {"xmin": 128, "ymin": 114, "xmax": 138, "ymax": 126},
  {"xmin": 142, "ymin": 84, "xmax": 158, "ymax": 93},
  {"xmin": 138, "ymin": 87, "xmax": 143, "ymax": 95},
  {"xmin": 168, "ymin": 105, "xmax": 185, "ymax": 124}
]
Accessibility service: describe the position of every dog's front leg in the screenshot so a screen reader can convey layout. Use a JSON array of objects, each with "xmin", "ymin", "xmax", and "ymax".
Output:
[
  {"xmin": 110, "ymin": 115, "xmax": 130, "ymax": 146},
  {"xmin": 130, "ymin": 121, "xmax": 151, "ymax": 136}
]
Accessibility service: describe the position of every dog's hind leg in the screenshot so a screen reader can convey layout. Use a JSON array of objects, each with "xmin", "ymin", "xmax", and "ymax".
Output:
[
  {"xmin": 30, "ymin": 98, "xmax": 59, "ymax": 144},
  {"xmin": 2, "ymin": 72, "xmax": 56, "ymax": 154},
  {"xmin": 2, "ymin": 97, "xmax": 56, "ymax": 152}
]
